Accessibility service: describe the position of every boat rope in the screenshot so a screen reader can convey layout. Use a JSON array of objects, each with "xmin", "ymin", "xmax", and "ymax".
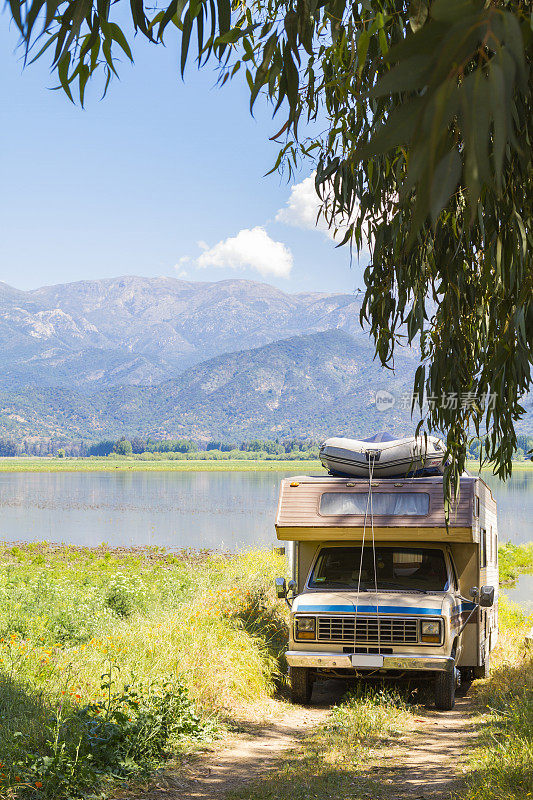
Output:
[
  {"xmin": 369, "ymin": 454, "xmax": 381, "ymax": 654},
  {"xmin": 354, "ymin": 454, "xmax": 379, "ymax": 653}
]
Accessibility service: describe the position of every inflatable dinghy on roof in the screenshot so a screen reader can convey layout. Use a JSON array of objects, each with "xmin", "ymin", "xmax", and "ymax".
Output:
[{"xmin": 319, "ymin": 432, "xmax": 446, "ymax": 478}]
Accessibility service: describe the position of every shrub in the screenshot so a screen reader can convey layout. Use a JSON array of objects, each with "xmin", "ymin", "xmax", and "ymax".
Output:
[
  {"xmin": 0, "ymin": 545, "xmax": 287, "ymax": 799},
  {"xmin": 498, "ymin": 542, "xmax": 533, "ymax": 584},
  {"xmin": 0, "ymin": 669, "xmax": 210, "ymax": 799},
  {"xmin": 104, "ymin": 573, "xmax": 146, "ymax": 618}
]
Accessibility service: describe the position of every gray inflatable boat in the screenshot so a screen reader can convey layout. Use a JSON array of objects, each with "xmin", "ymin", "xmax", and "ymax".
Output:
[{"xmin": 319, "ymin": 432, "xmax": 446, "ymax": 478}]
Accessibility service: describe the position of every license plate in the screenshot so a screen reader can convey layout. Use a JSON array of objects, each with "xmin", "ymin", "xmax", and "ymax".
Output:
[{"xmin": 351, "ymin": 654, "xmax": 384, "ymax": 668}]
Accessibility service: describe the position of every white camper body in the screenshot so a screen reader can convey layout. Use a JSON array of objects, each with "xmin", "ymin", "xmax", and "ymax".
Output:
[{"xmin": 275, "ymin": 474, "xmax": 498, "ymax": 710}]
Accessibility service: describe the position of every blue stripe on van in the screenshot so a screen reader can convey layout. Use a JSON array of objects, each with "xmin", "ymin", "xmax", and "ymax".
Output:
[{"xmin": 295, "ymin": 605, "xmax": 441, "ymax": 615}]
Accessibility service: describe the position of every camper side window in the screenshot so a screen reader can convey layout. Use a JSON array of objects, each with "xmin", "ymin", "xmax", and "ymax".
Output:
[{"xmin": 480, "ymin": 529, "xmax": 487, "ymax": 567}]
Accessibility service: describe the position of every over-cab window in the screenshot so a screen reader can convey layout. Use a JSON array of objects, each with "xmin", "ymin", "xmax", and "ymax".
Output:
[{"xmin": 319, "ymin": 492, "xmax": 430, "ymax": 516}]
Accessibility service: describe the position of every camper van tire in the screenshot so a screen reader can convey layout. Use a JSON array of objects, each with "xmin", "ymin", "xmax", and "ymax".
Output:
[
  {"xmin": 289, "ymin": 667, "xmax": 312, "ymax": 704},
  {"xmin": 434, "ymin": 668, "xmax": 457, "ymax": 711}
]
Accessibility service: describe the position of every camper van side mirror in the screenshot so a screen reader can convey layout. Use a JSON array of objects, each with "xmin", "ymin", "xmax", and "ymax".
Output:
[
  {"xmin": 469, "ymin": 587, "xmax": 479, "ymax": 601},
  {"xmin": 479, "ymin": 585, "xmax": 495, "ymax": 608},
  {"xmin": 287, "ymin": 579, "xmax": 297, "ymax": 593},
  {"xmin": 275, "ymin": 578, "xmax": 287, "ymax": 599}
]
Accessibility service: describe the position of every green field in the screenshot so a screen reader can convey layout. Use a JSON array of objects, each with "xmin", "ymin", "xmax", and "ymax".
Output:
[
  {"xmin": 0, "ymin": 456, "xmax": 531, "ymax": 473},
  {"xmin": 0, "ymin": 544, "xmax": 288, "ymax": 799},
  {"xmin": 466, "ymin": 459, "xmax": 533, "ymax": 472},
  {"xmin": 0, "ymin": 458, "xmax": 322, "ymax": 473},
  {"xmin": 0, "ymin": 542, "xmax": 531, "ymax": 800}
]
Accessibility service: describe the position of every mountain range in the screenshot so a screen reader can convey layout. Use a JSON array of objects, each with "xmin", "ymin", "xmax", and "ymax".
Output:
[
  {"xmin": 0, "ymin": 276, "xmax": 529, "ymax": 442},
  {"xmin": 0, "ymin": 276, "xmax": 370, "ymax": 388}
]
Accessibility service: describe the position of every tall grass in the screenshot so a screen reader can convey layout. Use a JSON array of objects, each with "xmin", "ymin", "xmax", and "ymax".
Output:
[
  {"xmin": 0, "ymin": 544, "xmax": 288, "ymax": 799},
  {"xmin": 498, "ymin": 541, "xmax": 533, "ymax": 584},
  {"xmin": 459, "ymin": 595, "xmax": 533, "ymax": 800}
]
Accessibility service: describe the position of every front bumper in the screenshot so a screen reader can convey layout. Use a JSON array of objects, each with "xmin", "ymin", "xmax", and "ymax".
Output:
[{"xmin": 286, "ymin": 651, "xmax": 454, "ymax": 673}]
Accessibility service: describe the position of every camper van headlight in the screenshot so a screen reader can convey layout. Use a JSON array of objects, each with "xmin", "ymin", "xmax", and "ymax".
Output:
[
  {"xmin": 295, "ymin": 617, "xmax": 316, "ymax": 640},
  {"xmin": 420, "ymin": 620, "xmax": 442, "ymax": 644}
]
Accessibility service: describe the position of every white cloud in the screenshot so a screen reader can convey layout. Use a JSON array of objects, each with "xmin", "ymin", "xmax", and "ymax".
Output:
[
  {"xmin": 173, "ymin": 256, "xmax": 191, "ymax": 278},
  {"xmin": 196, "ymin": 226, "xmax": 293, "ymax": 279},
  {"xmin": 276, "ymin": 171, "xmax": 370, "ymax": 249},
  {"xmin": 276, "ymin": 174, "xmax": 333, "ymax": 236}
]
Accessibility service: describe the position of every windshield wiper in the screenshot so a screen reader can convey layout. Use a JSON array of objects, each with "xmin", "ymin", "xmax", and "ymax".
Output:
[
  {"xmin": 374, "ymin": 583, "xmax": 429, "ymax": 593},
  {"xmin": 313, "ymin": 585, "xmax": 369, "ymax": 591}
]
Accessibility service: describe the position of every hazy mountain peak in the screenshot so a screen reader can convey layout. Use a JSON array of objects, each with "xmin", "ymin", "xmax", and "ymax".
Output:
[
  {"xmin": 0, "ymin": 275, "xmax": 368, "ymax": 390},
  {"xmin": 0, "ymin": 276, "xmax": 530, "ymax": 440}
]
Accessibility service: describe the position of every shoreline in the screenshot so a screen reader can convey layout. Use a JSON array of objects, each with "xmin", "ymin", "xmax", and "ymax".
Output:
[
  {"xmin": 0, "ymin": 457, "xmax": 531, "ymax": 473},
  {"xmin": 0, "ymin": 457, "xmax": 322, "ymax": 473}
]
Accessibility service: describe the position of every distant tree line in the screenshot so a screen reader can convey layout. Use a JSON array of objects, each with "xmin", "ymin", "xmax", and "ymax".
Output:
[
  {"xmin": 467, "ymin": 435, "xmax": 533, "ymax": 462},
  {"xmin": 0, "ymin": 435, "xmax": 531, "ymax": 461},
  {"xmin": 87, "ymin": 438, "xmax": 200, "ymax": 457},
  {"xmin": 207, "ymin": 438, "xmax": 318, "ymax": 455},
  {"xmin": 0, "ymin": 435, "xmax": 322, "ymax": 458},
  {"xmin": 86, "ymin": 437, "xmax": 321, "ymax": 460},
  {"xmin": 0, "ymin": 438, "xmax": 88, "ymax": 457}
]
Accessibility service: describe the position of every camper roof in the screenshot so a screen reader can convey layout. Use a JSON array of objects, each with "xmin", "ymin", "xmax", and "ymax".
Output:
[{"xmin": 275, "ymin": 474, "xmax": 495, "ymax": 543}]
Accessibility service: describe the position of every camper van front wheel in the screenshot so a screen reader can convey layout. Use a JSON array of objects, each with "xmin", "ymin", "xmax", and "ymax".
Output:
[
  {"xmin": 290, "ymin": 667, "xmax": 312, "ymax": 704},
  {"xmin": 434, "ymin": 669, "xmax": 456, "ymax": 711}
]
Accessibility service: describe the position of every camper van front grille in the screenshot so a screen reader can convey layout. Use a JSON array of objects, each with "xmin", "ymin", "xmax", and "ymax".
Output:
[{"xmin": 317, "ymin": 615, "xmax": 419, "ymax": 645}]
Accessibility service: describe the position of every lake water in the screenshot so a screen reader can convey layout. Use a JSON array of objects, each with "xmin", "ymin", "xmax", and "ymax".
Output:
[
  {"xmin": 0, "ymin": 470, "xmax": 292, "ymax": 552},
  {"xmin": 0, "ymin": 469, "xmax": 531, "ymax": 551},
  {"xmin": 506, "ymin": 573, "xmax": 533, "ymax": 615},
  {"xmin": 0, "ymin": 468, "xmax": 530, "ymax": 608}
]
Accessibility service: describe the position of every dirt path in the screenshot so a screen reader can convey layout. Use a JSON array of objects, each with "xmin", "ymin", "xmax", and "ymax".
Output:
[
  {"xmin": 366, "ymin": 695, "xmax": 478, "ymax": 799},
  {"xmin": 159, "ymin": 705, "xmax": 329, "ymax": 799},
  {"xmin": 120, "ymin": 683, "xmax": 477, "ymax": 800}
]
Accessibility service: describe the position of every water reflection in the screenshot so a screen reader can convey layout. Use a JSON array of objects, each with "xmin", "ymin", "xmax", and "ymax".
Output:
[
  {"xmin": 0, "ymin": 468, "xmax": 530, "ymax": 551},
  {"xmin": 479, "ymin": 470, "xmax": 533, "ymax": 545},
  {"xmin": 0, "ymin": 470, "xmax": 304, "ymax": 551}
]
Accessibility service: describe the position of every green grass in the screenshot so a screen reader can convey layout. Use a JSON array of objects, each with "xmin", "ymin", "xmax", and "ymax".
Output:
[
  {"xmin": 2, "ymin": 541, "xmax": 531, "ymax": 799},
  {"xmin": 1, "ymin": 455, "xmax": 531, "ymax": 473},
  {"xmin": 466, "ymin": 459, "xmax": 533, "ymax": 471},
  {"xmin": 498, "ymin": 542, "xmax": 533, "ymax": 584},
  {"xmin": 458, "ymin": 595, "xmax": 533, "ymax": 800},
  {"xmin": 2, "ymin": 456, "xmax": 531, "ymax": 473},
  {"xmin": 0, "ymin": 458, "xmax": 321, "ymax": 473},
  {"xmin": 0, "ymin": 544, "xmax": 289, "ymax": 799}
]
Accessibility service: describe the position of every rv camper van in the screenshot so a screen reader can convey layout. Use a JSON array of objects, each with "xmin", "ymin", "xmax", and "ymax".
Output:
[{"xmin": 274, "ymin": 472, "xmax": 498, "ymax": 710}]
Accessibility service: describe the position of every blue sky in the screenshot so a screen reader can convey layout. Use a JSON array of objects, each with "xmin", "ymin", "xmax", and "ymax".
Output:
[{"xmin": 0, "ymin": 16, "xmax": 368, "ymax": 294}]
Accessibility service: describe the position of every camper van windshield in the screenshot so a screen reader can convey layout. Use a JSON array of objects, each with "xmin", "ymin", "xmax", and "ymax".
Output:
[{"xmin": 309, "ymin": 547, "xmax": 449, "ymax": 592}]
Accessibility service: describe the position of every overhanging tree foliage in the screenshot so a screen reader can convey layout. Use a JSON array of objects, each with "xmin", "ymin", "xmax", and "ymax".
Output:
[{"xmin": 6, "ymin": 0, "xmax": 533, "ymax": 495}]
